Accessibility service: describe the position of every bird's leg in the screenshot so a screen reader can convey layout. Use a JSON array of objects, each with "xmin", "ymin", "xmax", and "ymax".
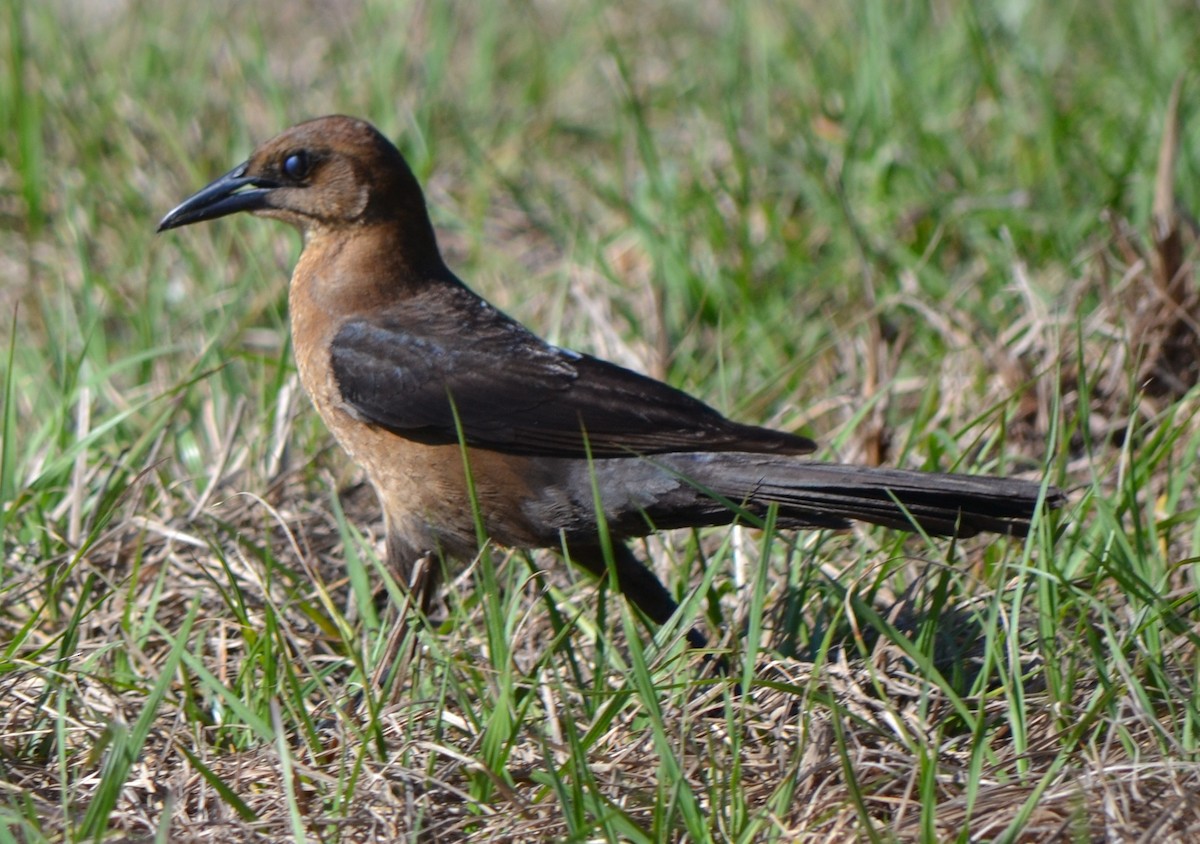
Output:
[
  {"xmin": 384, "ymin": 532, "xmax": 443, "ymax": 616},
  {"xmin": 368, "ymin": 535, "xmax": 443, "ymax": 697},
  {"xmin": 567, "ymin": 542, "xmax": 709, "ymax": 650}
]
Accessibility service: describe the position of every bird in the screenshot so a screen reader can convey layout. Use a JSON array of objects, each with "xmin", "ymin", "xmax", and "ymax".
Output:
[{"xmin": 158, "ymin": 115, "xmax": 1064, "ymax": 651}]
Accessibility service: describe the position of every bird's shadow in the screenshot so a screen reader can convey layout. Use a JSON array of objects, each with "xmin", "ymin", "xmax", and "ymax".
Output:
[{"xmin": 764, "ymin": 563, "xmax": 1045, "ymax": 705}]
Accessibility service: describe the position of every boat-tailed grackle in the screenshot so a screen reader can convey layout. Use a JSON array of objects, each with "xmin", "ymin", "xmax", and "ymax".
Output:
[{"xmin": 159, "ymin": 116, "xmax": 1063, "ymax": 650}]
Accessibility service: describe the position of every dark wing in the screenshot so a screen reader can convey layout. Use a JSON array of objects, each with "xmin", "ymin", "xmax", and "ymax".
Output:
[{"xmin": 328, "ymin": 294, "xmax": 814, "ymax": 458}]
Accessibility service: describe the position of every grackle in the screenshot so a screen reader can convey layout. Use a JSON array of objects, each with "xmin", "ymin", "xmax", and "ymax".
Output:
[{"xmin": 159, "ymin": 116, "xmax": 1063, "ymax": 650}]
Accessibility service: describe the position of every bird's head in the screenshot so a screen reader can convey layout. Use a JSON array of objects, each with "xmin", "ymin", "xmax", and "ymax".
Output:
[{"xmin": 158, "ymin": 116, "xmax": 434, "ymax": 239}]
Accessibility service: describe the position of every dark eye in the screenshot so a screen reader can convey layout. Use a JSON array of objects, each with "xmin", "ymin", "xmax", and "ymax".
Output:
[{"xmin": 282, "ymin": 151, "xmax": 309, "ymax": 180}]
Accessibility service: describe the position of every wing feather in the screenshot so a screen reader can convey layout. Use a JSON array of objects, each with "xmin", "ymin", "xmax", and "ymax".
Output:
[{"xmin": 329, "ymin": 292, "xmax": 814, "ymax": 458}]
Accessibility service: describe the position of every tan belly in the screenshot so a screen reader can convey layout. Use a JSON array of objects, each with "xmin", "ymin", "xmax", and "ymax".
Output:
[{"xmin": 295, "ymin": 343, "xmax": 544, "ymax": 559}]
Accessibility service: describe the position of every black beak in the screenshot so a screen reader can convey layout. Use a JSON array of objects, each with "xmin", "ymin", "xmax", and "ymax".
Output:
[{"xmin": 157, "ymin": 163, "xmax": 280, "ymax": 232}]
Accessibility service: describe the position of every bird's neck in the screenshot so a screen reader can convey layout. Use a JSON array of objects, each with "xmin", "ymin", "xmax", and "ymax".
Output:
[{"xmin": 293, "ymin": 220, "xmax": 452, "ymax": 312}]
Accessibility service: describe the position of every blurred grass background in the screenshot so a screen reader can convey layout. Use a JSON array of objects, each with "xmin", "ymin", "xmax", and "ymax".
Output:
[{"xmin": 3, "ymin": 0, "xmax": 1200, "ymax": 840}]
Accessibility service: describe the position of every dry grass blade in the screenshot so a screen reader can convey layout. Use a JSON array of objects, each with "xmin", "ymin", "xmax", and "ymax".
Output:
[{"xmin": 1136, "ymin": 73, "xmax": 1200, "ymax": 401}]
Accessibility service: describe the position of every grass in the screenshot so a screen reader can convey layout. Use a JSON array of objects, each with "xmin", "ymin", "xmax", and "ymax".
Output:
[{"xmin": 3, "ymin": 0, "xmax": 1200, "ymax": 840}]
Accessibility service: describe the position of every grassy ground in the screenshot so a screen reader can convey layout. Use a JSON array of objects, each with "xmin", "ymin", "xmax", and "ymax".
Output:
[{"xmin": 3, "ymin": 0, "xmax": 1200, "ymax": 840}]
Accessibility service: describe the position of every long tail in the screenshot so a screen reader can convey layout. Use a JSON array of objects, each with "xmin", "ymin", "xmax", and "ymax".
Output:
[
  {"xmin": 555, "ymin": 454, "xmax": 1063, "ymax": 652},
  {"xmin": 617, "ymin": 455, "xmax": 1064, "ymax": 539}
]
